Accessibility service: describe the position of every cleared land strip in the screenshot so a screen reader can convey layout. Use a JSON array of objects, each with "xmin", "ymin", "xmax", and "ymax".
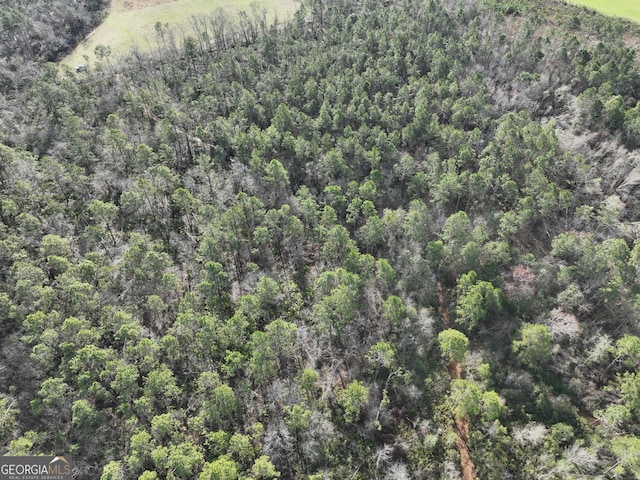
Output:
[
  {"xmin": 61, "ymin": 0, "xmax": 299, "ymax": 68},
  {"xmin": 565, "ymin": 0, "xmax": 640, "ymax": 23}
]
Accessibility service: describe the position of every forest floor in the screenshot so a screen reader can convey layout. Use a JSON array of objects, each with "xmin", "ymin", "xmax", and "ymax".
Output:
[{"xmin": 60, "ymin": 0, "xmax": 299, "ymax": 67}]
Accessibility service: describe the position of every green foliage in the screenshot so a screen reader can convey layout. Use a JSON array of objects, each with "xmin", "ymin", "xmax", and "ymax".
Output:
[
  {"xmin": 251, "ymin": 456, "xmax": 281, "ymax": 479},
  {"xmin": 138, "ymin": 472, "xmax": 159, "ymax": 480},
  {"xmin": 249, "ymin": 319, "xmax": 297, "ymax": 381},
  {"xmin": 3, "ymin": 0, "xmax": 640, "ymax": 478},
  {"xmin": 450, "ymin": 379, "xmax": 482, "ymax": 418},
  {"xmin": 31, "ymin": 377, "xmax": 69, "ymax": 417},
  {"xmin": 72, "ymin": 398, "xmax": 105, "ymax": 432},
  {"xmin": 618, "ymin": 372, "xmax": 640, "ymax": 419},
  {"xmin": 437, "ymin": 329, "xmax": 469, "ymax": 364},
  {"xmin": 6, "ymin": 431, "xmax": 46, "ymax": 456},
  {"xmin": 101, "ymin": 461, "xmax": 124, "ymax": 480},
  {"xmin": 381, "ymin": 295, "xmax": 405, "ymax": 327},
  {"xmin": 299, "ymin": 368, "xmax": 318, "ymax": 395},
  {"xmin": 615, "ymin": 335, "xmax": 640, "ymax": 367},
  {"xmin": 312, "ymin": 273, "xmax": 359, "ymax": 344},
  {"xmin": 367, "ymin": 342, "xmax": 396, "ymax": 370},
  {"xmin": 284, "ymin": 404, "xmax": 311, "ymax": 434},
  {"xmin": 455, "ymin": 271, "xmax": 504, "ymax": 330},
  {"xmin": 201, "ymin": 383, "xmax": 239, "ymax": 428},
  {"xmin": 337, "ymin": 380, "xmax": 369, "ymax": 423},
  {"xmin": 0, "ymin": 395, "xmax": 18, "ymax": 444},
  {"xmin": 165, "ymin": 442, "xmax": 204, "ymax": 478},
  {"xmin": 265, "ymin": 159, "xmax": 290, "ymax": 190},
  {"xmin": 128, "ymin": 430, "xmax": 154, "ymax": 472},
  {"xmin": 200, "ymin": 455, "xmax": 240, "ymax": 480},
  {"xmin": 143, "ymin": 364, "xmax": 180, "ymax": 408},
  {"xmin": 611, "ymin": 435, "xmax": 640, "ymax": 477},
  {"xmin": 512, "ymin": 324, "xmax": 553, "ymax": 370},
  {"xmin": 481, "ymin": 391, "xmax": 504, "ymax": 423}
]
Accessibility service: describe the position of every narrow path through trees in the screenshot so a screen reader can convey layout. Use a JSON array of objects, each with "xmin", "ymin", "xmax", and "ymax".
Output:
[{"xmin": 438, "ymin": 282, "xmax": 477, "ymax": 480}]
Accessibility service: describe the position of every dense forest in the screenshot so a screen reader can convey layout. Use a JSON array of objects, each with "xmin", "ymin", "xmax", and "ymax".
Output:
[
  {"xmin": 3, "ymin": 0, "xmax": 640, "ymax": 477},
  {"xmin": 0, "ymin": 0, "xmax": 109, "ymax": 91}
]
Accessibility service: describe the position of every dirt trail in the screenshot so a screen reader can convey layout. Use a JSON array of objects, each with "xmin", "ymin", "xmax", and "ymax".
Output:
[
  {"xmin": 438, "ymin": 282, "xmax": 477, "ymax": 480},
  {"xmin": 437, "ymin": 282, "xmax": 451, "ymax": 329},
  {"xmin": 450, "ymin": 359, "xmax": 475, "ymax": 480}
]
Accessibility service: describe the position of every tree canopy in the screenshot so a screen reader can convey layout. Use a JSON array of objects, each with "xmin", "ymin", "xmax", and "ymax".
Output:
[{"xmin": 2, "ymin": 0, "xmax": 640, "ymax": 477}]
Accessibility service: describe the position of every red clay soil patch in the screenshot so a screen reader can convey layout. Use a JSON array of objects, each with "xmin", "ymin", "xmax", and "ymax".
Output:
[
  {"xmin": 448, "ymin": 360, "xmax": 462, "ymax": 380},
  {"xmin": 456, "ymin": 416, "xmax": 476, "ymax": 480}
]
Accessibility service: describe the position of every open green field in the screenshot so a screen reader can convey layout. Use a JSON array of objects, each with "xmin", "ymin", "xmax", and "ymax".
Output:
[
  {"xmin": 61, "ymin": 0, "xmax": 300, "ymax": 68},
  {"xmin": 566, "ymin": 0, "xmax": 640, "ymax": 23}
]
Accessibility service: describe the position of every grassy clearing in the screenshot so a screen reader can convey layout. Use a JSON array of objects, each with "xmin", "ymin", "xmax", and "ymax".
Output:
[
  {"xmin": 61, "ymin": 0, "xmax": 299, "ymax": 68},
  {"xmin": 565, "ymin": 0, "xmax": 640, "ymax": 24}
]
